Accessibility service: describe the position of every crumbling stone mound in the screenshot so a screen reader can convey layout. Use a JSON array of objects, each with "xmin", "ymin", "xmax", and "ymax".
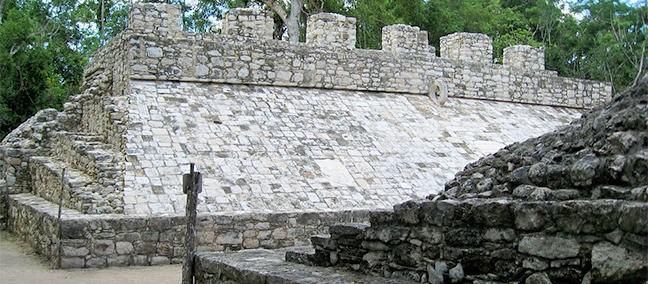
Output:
[{"xmin": 434, "ymin": 77, "xmax": 648, "ymax": 201}]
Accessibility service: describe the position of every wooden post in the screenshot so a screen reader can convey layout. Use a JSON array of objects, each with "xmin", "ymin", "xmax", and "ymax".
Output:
[
  {"xmin": 182, "ymin": 163, "xmax": 198, "ymax": 284},
  {"xmin": 57, "ymin": 168, "xmax": 65, "ymax": 269}
]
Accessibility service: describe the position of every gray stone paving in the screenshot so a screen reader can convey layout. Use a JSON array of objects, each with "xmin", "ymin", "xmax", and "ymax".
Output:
[{"xmin": 123, "ymin": 81, "xmax": 581, "ymax": 215}]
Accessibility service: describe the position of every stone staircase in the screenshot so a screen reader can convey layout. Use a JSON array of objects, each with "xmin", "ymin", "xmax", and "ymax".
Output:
[{"xmin": 27, "ymin": 131, "xmax": 123, "ymax": 214}]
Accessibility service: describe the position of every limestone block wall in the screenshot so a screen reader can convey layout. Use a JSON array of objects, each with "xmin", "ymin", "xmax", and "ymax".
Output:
[
  {"xmin": 114, "ymin": 4, "xmax": 610, "ymax": 109},
  {"xmin": 302, "ymin": 198, "xmax": 647, "ymax": 283},
  {"xmin": 8, "ymin": 193, "xmax": 370, "ymax": 268},
  {"xmin": 222, "ymin": 8, "xmax": 274, "ymax": 40},
  {"xmin": 440, "ymin": 32, "xmax": 493, "ymax": 65},
  {"xmin": 124, "ymin": 31, "xmax": 611, "ymax": 108},
  {"xmin": 306, "ymin": 13, "xmax": 357, "ymax": 49},
  {"xmin": 504, "ymin": 45, "xmax": 545, "ymax": 71},
  {"xmin": 382, "ymin": 24, "xmax": 431, "ymax": 54}
]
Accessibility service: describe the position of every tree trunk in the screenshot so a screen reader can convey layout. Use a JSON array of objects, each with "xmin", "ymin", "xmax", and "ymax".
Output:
[
  {"xmin": 99, "ymin": 0, "xmax": 105, "ymax": 36},
  {"xmin": 285, "ymin": 0, "xmax": 303, "ymax": 42},
  {"xmin": 261, "ymin": 0, "xmax": 303, "ymax": 42}
]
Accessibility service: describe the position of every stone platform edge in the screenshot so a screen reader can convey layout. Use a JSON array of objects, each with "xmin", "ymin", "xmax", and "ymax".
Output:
[
  {"xmin": 194, "ymin": 247, "xmax": 415, "ymax": 284},
  {"xmin": 6, "ymin": 193, "xmax": 371, "ymax": 268}
]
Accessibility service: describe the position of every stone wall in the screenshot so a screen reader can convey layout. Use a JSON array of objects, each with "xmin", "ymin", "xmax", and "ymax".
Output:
[
  {"xmin": 8, "ymin": 193, "xmax": 369, "ymax": 268},
  {"xmin": 504, "ymin": 45, "xmax": 545, "ymax": 71},
  {"xmin": 294, "ymin": 198, "xmax": 646, "ymax": 283},
  {"xmin": 1, "ymin": 109, "xmax": 63, "ymax": 195},
  {"xmin": 73, "ymin": 33, "xmax": 131, "ymax": 151},
  {"xmin": 117, "ymin": 6, "xmax": 611, "ymax": 109}
]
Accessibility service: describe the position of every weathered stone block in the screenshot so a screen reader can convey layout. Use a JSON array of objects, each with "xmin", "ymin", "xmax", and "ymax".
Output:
[
  {"xmin": 62, "ymin": 245, "xmax": 90, "ymax": 257},
  {"xmin": 465, "ymin": 199, "xmax": 513, "ymax": 228},
  {"xmin": 483, "ymin": 228, "xmax": 515, "ymax": 243},
  {"xmin": 524, "ymin": 272, "xmax": 551, "ymax": 284},
  {"xmin": 116, "ymin": 241, "xmax": 134, "ymax": 255},
  {"xmin": 523, "ymin": 257, "xmax": 549, "ymax": 271},
  {"xmin": 514, "ymin": 202, "xmax": 549, "ymax": 231},
  {"xmin": 59, "ymin": 257, "xmax": 85, "ymax": 268},
  {"xmin": 86, "ymin": 256, "xmax": 108, "ymax": 268},
  {"xmin": 591, "ymin": 242, "xmax": 647, "ymax": 283},
  {"xmin": 365, "ymin": 225, "xmax": 410, "ymax": 244},
  {"xmin": 420, "ymin": 200, "xmax": 458, "ymax": 226},
  {"xmin": 409, "ymin": 226, "xmax": 443, "ymax": 245},
  {"xmin": 393, "ymin": 199, "xmax": 424, "ymax": 225},
  {"xmin": 92, "ymin": 240, "xmax": 115, "ymax": 256},
  {"xmin": 150, "ymin": 256, "xmax": 171, "ymax": 266},
  {"xmin": 518, "ymin": 235, "xmax": 580, "ymax": 259},
  {"xmin": 618, "ymin": 202, "xmax": 648, "ymax": 235},
  {"xmin": 552, "ymin": 200, "xmax": 621, "ymax": 234},
  {"xmin": 107, "ymin": 255, "xmax": 131, "ymax": 266},
  {"xmin": 390, "ymin": 243, "xmax": 421, "ymax": 268}
]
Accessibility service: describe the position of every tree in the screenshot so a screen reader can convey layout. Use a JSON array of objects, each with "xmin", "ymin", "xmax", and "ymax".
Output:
[
  {"xmin": 260, "ymin": 0, "xmax": 302, "ymax": 42},
  {"xmin": 572, "ymin": 0, "xmax": 647, "ymax": 90},
  {"xmin": 0, "ymin": 0, "xmax": 90, "ymax": 139}
]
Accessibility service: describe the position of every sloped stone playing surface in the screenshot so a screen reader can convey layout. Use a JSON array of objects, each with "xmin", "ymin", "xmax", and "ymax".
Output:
[
  {"xmin": 277, "ymin": 79, "xmax": 648, "ymax": 283},
  {"xmin": 123, "ymin": 81, "xmax": 581, "ymax": 215}
]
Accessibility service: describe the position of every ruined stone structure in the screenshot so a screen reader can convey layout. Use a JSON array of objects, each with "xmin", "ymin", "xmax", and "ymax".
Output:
[{"xmin": 0, "ymin": 3, "xmax": 614, "ymax": 270}]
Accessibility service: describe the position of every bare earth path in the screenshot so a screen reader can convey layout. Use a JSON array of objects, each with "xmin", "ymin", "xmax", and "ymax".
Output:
[{"xmin": 0, "ymin": 231, "xmax": 181, "ymax": 284}]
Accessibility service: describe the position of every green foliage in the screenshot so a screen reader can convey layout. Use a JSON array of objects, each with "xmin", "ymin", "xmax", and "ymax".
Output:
[
  {"xmin": 570, "ymin": 0, "xmax": 647, "ymax": 91},
  {"xmin": 0, "ymin": 1, "xmax": 86, "ymax": 138}
]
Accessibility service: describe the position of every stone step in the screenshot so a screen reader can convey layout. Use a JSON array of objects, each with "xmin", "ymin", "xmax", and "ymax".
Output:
[
  {"xmin": 285, "ymin": 246, "xmax": 332, "ymax": 267},
  {"xmin": 29, "ymin": 156, "xmax": 122, "ymax": 214},
  {"xmin": 329, "ymin": 222, "xmax": 370, "ymax": 235},
  {"xmin": 195, "ymin": 247, "xmax": 416, "ymax": 284},
  {"xmin": 50, "ymin": 131, "xmax": 122, "ymax": 187}
]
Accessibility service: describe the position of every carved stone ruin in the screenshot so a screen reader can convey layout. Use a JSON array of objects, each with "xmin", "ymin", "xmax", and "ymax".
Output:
[{"xmin": 0, "ymin": 4, "xmax": 621, "ymax": 275}]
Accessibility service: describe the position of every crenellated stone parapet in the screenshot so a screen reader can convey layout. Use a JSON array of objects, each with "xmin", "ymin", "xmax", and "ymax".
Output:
[
  {"xmin": 306, "ymin": 13, "xmax": 357, "ymax": 49},
  {"xmin": 504, "ymin": 45, "xmax": 545, "ymax": 71},
  {"xmin": 222, "ymin": 8, "xmax": 274, "ymax": 40},
  {"xmin": 440, "ymin": 32, "xmax": 493, "ymax": 64},
  {"xmin": 107, "ymin": 4, "xmax": 611, "ymax": 109}
]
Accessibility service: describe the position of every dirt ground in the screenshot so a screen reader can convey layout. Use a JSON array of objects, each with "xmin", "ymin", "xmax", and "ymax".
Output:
[{"xmin": 0, "ymin": 230, "xmax": 182, "ymax": 284}]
